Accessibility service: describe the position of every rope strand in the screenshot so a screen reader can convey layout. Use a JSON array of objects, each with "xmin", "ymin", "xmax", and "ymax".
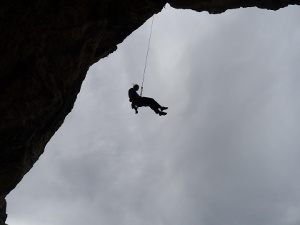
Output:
[{"xmin": 140, "ymin": 16, "xmax": 154, "ymax": 96}]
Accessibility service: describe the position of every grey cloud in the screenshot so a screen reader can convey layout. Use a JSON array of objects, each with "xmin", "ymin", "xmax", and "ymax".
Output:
[{"xmin": 6, "ymin": 5, "xmax": 300, "ymax": 225}]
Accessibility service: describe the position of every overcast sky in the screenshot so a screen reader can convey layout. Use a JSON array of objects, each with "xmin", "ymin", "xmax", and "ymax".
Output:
[{"xmin": 6, "ymin": 4, "xmax": 300, "ymax": 225}]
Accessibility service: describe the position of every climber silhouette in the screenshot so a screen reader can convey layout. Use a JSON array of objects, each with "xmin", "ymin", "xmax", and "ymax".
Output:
[{"xmin": 128, "ymin": 84, "xmax": 168, "ymax": 116}]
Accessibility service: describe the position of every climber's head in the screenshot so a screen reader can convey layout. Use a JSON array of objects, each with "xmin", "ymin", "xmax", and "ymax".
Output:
[{"xmin": 133, "ymin": 84, "xmax": 139, "ymax": 91}]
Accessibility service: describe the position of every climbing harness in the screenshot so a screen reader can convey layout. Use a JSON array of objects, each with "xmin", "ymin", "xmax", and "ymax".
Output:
[{"xmin": 140, "ymin": 16, "xmax": 155, "ymax": 96}]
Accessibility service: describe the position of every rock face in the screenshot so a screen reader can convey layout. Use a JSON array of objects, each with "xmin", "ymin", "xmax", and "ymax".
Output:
[
  {"xmin": 0, "ymin": 0, "xmax": 298, "ymax": 223},
  {"xmin": 0, "ymin": 200, "xmax": 6, "ymax": 225}
]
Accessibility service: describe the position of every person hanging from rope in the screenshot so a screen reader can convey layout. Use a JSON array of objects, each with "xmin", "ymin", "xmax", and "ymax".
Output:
[{"xmin": 128, "ymin": 84, "xmax": 168, "ymax": 116}]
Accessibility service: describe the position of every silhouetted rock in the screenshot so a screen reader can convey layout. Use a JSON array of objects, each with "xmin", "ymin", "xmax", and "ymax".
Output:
[
  {"xmin": 0, "ymin": 0, "xmax": 298, "ymax": 224},
  {"xmin": 0, "ymin": 200, "xmax": 7, "ymax": 225}
]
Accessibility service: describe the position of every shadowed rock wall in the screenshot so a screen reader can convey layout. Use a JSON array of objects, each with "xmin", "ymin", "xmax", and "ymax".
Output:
[{"xmin": 0, "ymin": 0, "xmax": 298, "ymax": 224}]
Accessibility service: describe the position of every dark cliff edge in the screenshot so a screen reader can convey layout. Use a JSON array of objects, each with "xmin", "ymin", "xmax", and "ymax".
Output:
[{"xmin": 0, "ymin": 0, "xmax": 298, "ymax": 223}]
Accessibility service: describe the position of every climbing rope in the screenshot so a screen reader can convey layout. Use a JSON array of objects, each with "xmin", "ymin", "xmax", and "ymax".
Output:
[{"xmin": 140, "ymin": 16, "xmax": 155, "ymax": 96}]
